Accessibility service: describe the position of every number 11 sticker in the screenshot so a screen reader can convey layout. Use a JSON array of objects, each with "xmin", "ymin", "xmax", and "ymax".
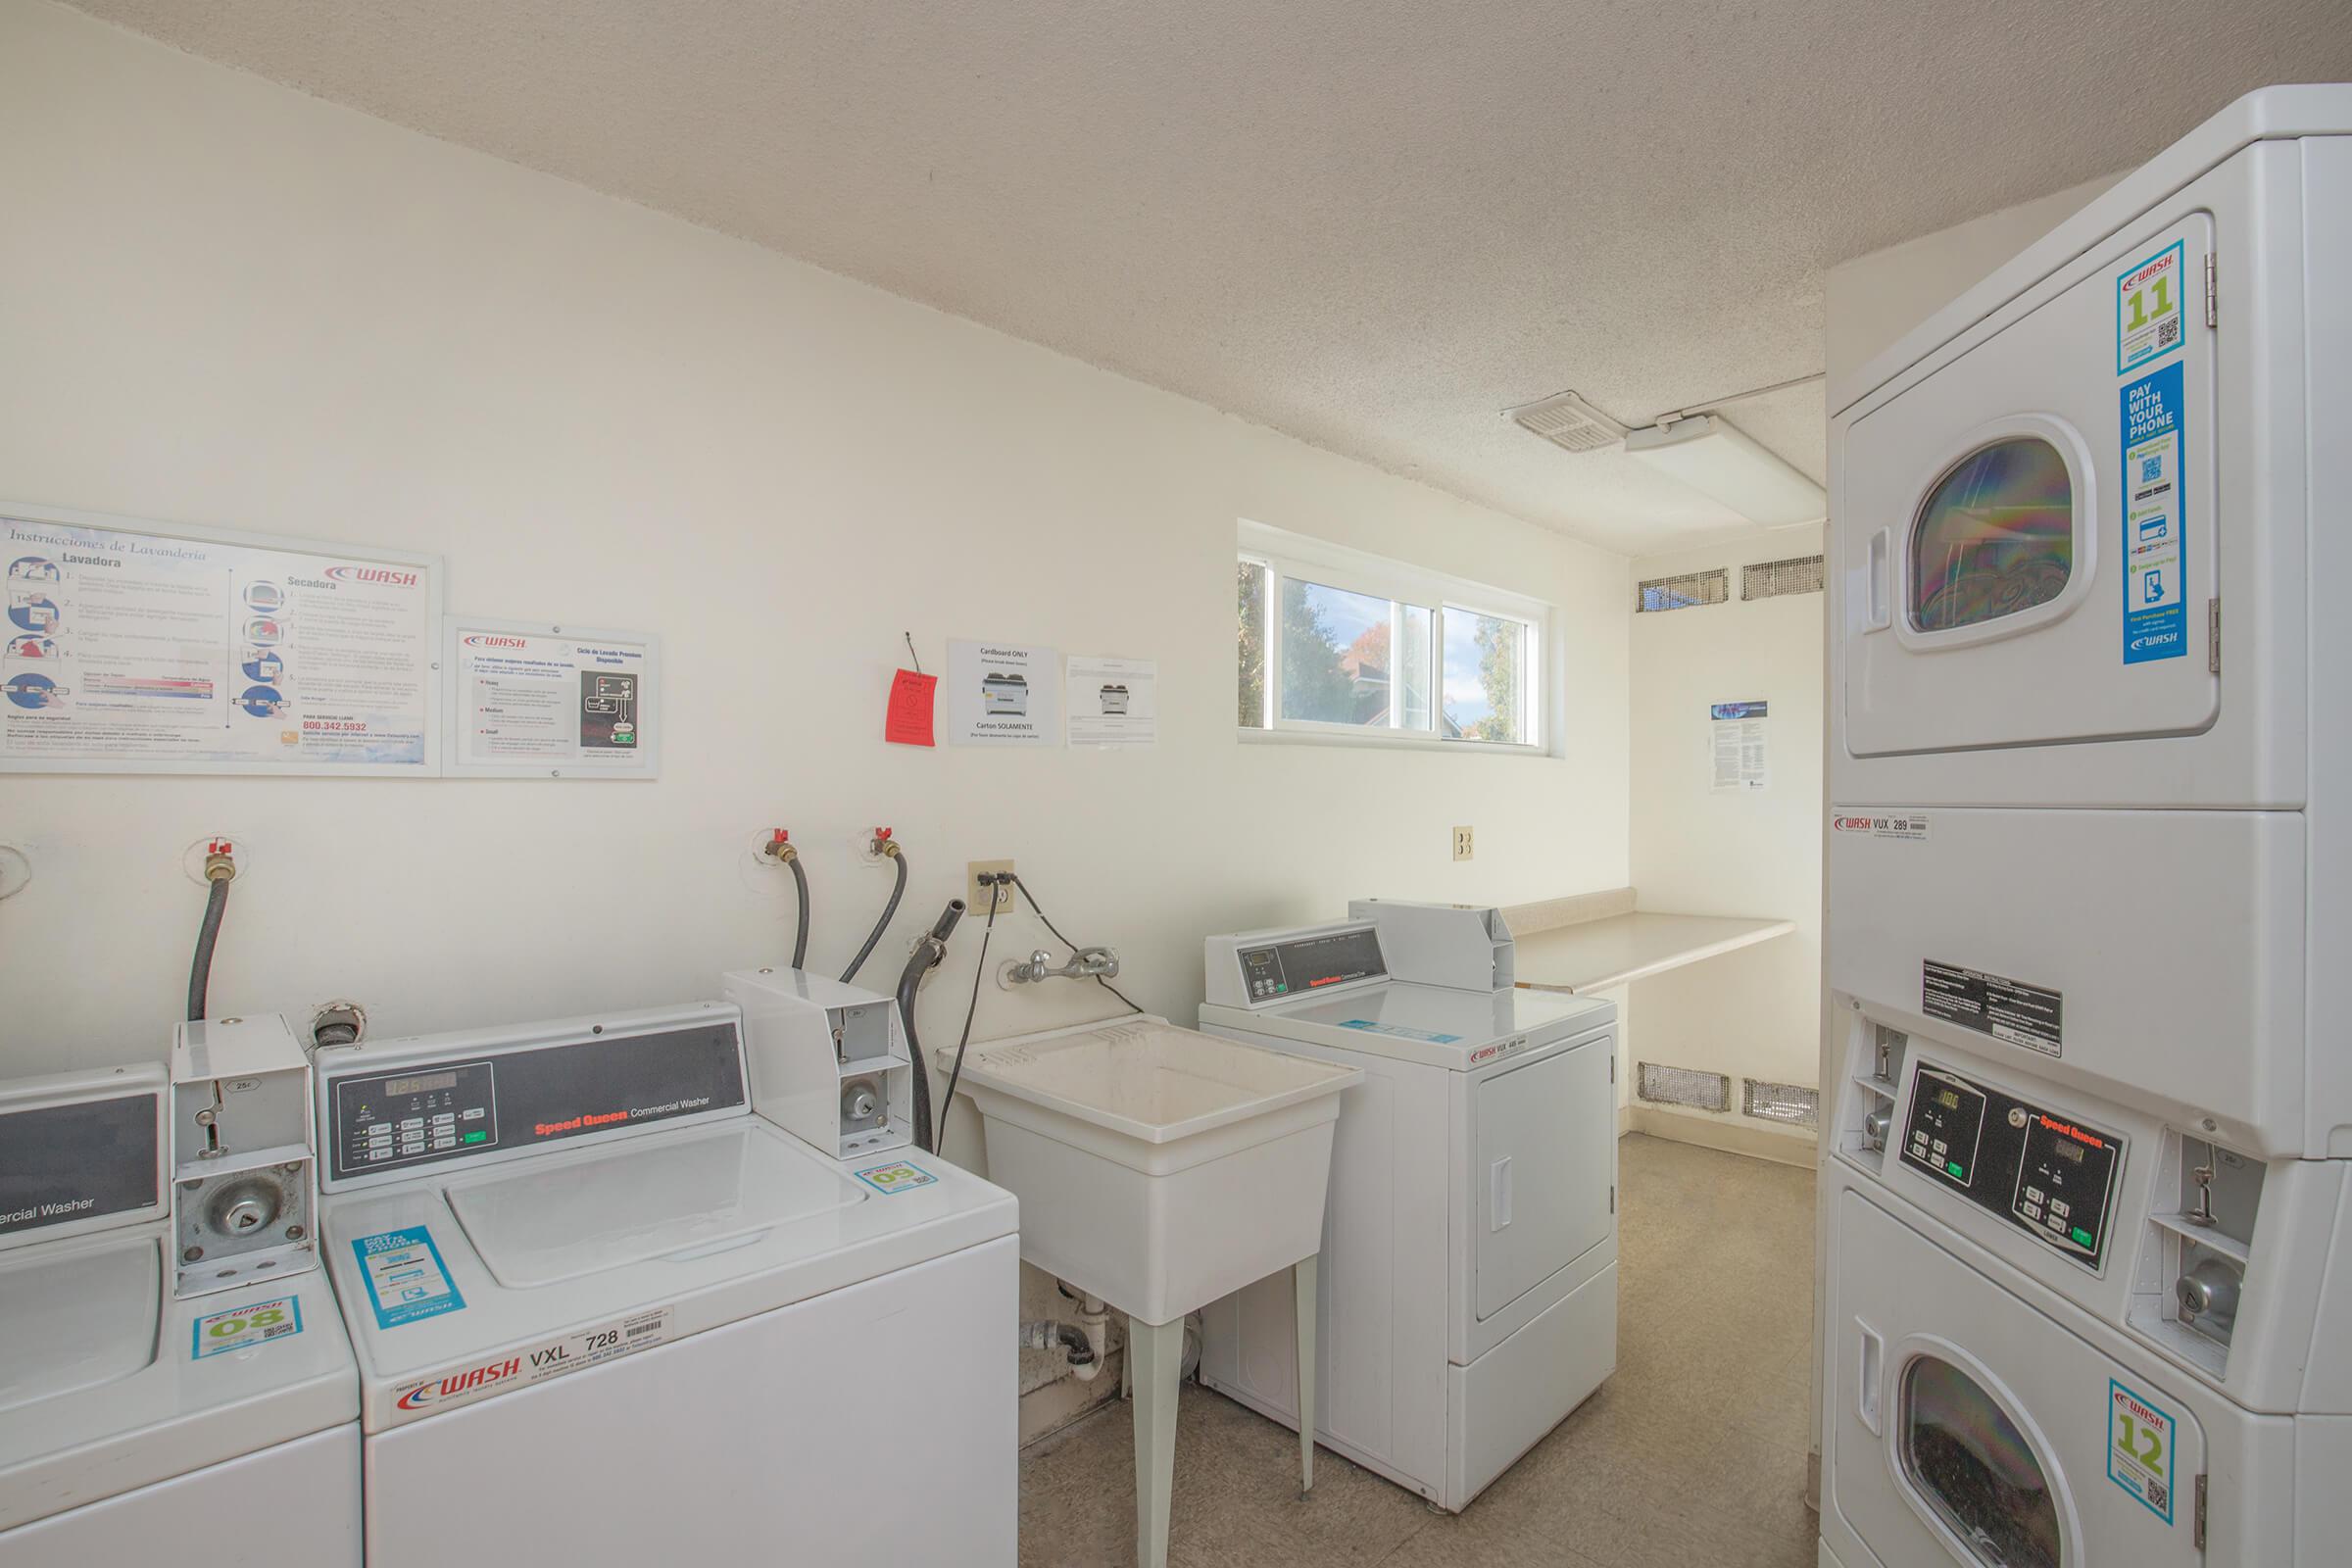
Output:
[
  {"xmin": 2109, "ymin": 1379, "xmax": 2178, "ymax": 1523},
  {"xmin": 2116, "ymin": 241, "xmax": 2185, "ymax": 376}
]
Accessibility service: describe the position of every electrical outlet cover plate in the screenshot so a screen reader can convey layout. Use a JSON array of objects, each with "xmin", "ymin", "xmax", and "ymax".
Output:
[
  {"xmin": 1452, "ymin": 826, "xmax": 1474, "ymax": 861},
  {"xmin": 968, "ymin": 859, "xmax": 1015, "ymax": 912}
]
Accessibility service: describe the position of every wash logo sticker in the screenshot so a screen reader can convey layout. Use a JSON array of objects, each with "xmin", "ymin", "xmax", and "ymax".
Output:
[
  {"xmin": 2116, "ymin": 241, "xmax": 2184, "ymax": 376},
  {"xmin": 2109, "ymin": 1379, "xmax": 2178, "ymax": 1523},
  {"xmin": 190, "ymin": 1295, "xmax": 304, "ymax": 1359},
  {"xmin": 2121, "ymin": 362, "xmax": 2187, "ymax": 664},
  {"xmin": 854, "ymin": 1160, "xmax": 938, "ymax": 1196},
  {"xmin": 352, "ymin": 1226, "xmax": 466, "ymax": 1329}
]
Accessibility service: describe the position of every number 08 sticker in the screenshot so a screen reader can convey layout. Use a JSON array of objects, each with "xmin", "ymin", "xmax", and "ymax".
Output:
[
  {"xmin": 191, "ymin": 1295, "xmax": 305, "ymax": 1359},
  {"xmin": 2109, "ymin": 1379, "xmax": 2178, "ymax": 1523}
]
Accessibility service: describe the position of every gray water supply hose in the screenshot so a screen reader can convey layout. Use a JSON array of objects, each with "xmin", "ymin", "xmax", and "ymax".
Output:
[
  {"xmin": 788, "ymin": 853, "xmax": 810, "ymax": 970},
  {"xmin": 896, "ymin": 899, "xmax": 965, "ymax": 1152},
  {"xmin": 840, "ymin": 839, "xmax": 907, "ymax": 984},
  {"xmin": 186, "ymin": 864, "xmax": 232, "ymax": 1022}
]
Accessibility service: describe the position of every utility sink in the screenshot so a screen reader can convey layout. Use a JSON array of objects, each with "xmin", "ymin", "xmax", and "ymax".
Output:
[
  {"xmin": 941, "ymin": 1015, "xmax": 1359, "ymax": 1325},
  {"xmin": 944, "ymin": 1013, "xmax": 1360, "ymax": 1568}
]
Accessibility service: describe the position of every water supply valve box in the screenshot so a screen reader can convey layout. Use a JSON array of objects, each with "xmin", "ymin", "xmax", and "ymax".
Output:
[
  {"xmin": 170, "ymin": 1013, "xmax": 318, "ymax": 1298},
  {"xmin": 722, "ymin": 968, "xmax": 913, "ymax": 1161}
]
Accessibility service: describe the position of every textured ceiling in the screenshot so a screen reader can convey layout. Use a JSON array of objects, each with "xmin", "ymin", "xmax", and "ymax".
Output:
[{"xmin": 63, "ymin": 0, "xmax": 2352, "ymax": 555}]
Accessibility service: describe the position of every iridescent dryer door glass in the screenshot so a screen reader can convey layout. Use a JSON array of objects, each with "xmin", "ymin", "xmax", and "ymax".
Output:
[
  {"xmin": 1898, "ymin": 1354, "xmax": 2063, "ymax": 1567},
  {"xmin": 1910, "ymin": 438, "xmax": 2074, "ymax": 633}
]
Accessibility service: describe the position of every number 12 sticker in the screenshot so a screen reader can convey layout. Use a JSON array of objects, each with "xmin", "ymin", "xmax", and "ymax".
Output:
[{"xmin": 2109, "ymin": 1379, "xmax": 2178, "ymax": 1523}]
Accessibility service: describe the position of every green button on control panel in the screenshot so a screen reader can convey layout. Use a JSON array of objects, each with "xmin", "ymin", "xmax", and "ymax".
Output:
[
  {"xmin": 463, "ymin": 1130, "xmax": 488, "ymax": 1145},
  {"xmin": 1946, "ymin": 1161, "xmax": 1965, "ymax": 1178}
]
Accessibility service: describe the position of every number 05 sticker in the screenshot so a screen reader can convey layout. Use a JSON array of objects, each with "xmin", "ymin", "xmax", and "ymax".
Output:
[{"xmin": 2109, "ymin": 1379, "xmax": 2178, "ymax": 1523}]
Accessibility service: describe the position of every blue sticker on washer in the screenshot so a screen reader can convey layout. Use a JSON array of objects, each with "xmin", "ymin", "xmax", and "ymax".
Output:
[
  {"xmin": 2121, "ymin": 362, "xmax": 2186, "ymax": 664},
  {"xmin": 190, "ymin": 1294, "xmax": 304, "ymax": 1358},
  {"xmin": 854, "ymin": 1160, "xmax": 938, "ymax": 1196},
  {"xmin": 2109, "ymin": 1379, "xmax": 2178, "ymax": 1523},
  {"xmin": 351, "ymin": 1227, "xmax": 466, "ymax": 1329},
  {"xmin": 2116, "ymin": 240, "xmax": 2184, "ymax": 376},
  {"xmin": 1339, "ymin": 1020, "xmax": 1463, "ymax": 1044}
]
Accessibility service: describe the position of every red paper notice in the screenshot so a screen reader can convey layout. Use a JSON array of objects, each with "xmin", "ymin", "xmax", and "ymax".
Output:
[{"xmin": 885, "ymin": 669, "xmax": 938, "ymax": 746}]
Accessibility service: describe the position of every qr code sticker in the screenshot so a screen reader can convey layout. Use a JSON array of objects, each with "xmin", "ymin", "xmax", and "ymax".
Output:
[
  {"xmin": 2146, "ymin": 1479, "xmax": 2168, "ymax": 1512},
  {"xmin": 2157, "ymin": 317, "xmax": 2180, "ymax": 350},
  {"xmin": 2139, "ymin": 456, "xmax": 2162, "ymax": 481}
]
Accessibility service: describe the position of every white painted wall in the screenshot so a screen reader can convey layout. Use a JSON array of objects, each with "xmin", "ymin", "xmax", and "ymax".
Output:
[
  {"xmin": 0, "ymin": 0, "xmax": 1634, "ymax": 1428},
  {"xmin": 1625, "ymin": 525, "xmax": 1824, "ymax": 1152},
  {"xmin": 1825, "ymin": 173, "xmax": 2116, "ymax": 394}
]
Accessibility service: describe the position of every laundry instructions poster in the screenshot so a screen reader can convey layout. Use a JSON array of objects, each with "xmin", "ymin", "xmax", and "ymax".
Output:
[
  {"xmin": 447, "ymin": 619, "xmax": 659, "ymax": 777},
  {"xmin": 1066, "ymin": 655, "xmax": 1156, "ymax": 747},
  {"xmin": 3, "ymin": 509, "xmax": 438, "ymax": 775},
  {"xmin": 1708, "ymin": 700, "xmax": 1769, "ymax": 793},
  {"xmin": 947, "ymin": 639, "xmax": 1059, "ymax": 746}
]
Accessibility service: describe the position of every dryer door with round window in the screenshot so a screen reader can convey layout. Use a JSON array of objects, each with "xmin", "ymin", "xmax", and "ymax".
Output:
[
  {"xmin": 1827, "ymin": 1190, "xmax": 2208, "ymax": 1568},
  {"xmin": 1839, "ymin": 212, "xmax": 2217, "ymax": 758}
]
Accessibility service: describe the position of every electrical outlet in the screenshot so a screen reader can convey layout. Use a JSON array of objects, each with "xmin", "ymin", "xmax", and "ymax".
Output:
[
  {"xmin": 968, "ymin": 859, "xmax": 1016, "ymax": 913},
  {"xmin": 1451, "ymin": 825, "xmax": 1474, "ymax": 861}
]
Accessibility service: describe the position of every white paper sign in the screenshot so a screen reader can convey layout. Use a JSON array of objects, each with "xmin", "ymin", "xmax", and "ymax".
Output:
[
  {"xmin": 3, "ymin": 506, "xmax": 439, "ymax": 775},
  {"xmin": 447, "ymin": 619, "xmax": 660, "ymax": 778},
  {"xmin": 947, "ymin": 639, "xmax": 1059, "ymax": 746},
  {"xmin": 1709, "ymin": 700, "xmax": 1768, "ymax": 793},
  {"xmin": 1066, "ymin": 655, "xmax": 1156, "ymax": 747}
]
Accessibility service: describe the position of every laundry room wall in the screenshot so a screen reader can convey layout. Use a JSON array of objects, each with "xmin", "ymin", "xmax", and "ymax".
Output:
[
  {"xmin": 1624, "ymin": 526, "xmax": 1825, "ymax": 1164},
  {"xmin": 1825, "ymin": 172, "xmax": 2117, "ymax": 393},
  {"xmin": 0, "ymin": 2, "xmax": 1631, "ymax": 1431}
]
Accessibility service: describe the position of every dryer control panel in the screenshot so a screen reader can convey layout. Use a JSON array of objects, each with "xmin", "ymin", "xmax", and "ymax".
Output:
[{"xmin": 1901, "ymin": 1063, "xmax": 2122, "ymax": 1269}]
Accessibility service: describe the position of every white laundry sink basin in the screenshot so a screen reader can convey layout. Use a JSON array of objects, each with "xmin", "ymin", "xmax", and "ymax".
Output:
[{"xmin": 941, "ymin": 1015, "xmax": 1360, "ymax": 1325}]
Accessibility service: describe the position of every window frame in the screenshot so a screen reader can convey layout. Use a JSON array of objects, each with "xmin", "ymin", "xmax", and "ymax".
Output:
[{"xmin": 1237, "ymin": 520, "xmax": 1552, "ymax": 756}]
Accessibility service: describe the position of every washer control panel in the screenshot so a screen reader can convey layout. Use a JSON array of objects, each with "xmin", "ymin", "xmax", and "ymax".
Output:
[
  {"xmin": 1235, "ymin": 925, "xmax": 1387, "ymax": 1004},
  {"xmin": 1901, "ymin": 1063, "xmax": 2122, "ymax": 1270}
]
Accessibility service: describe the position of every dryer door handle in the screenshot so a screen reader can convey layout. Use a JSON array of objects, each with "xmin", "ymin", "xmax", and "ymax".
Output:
[
  {"xmin": 1856, "ymin": 1319, "xmax": 1885, "ymax": 1437},
  {"xmin": 1864, "ymin": 529, "xmax": 1893, "ymax": 631},
  {"xmin": 1490, "ymin": 1156, "xmax": 1512, "ymax": 1231}
]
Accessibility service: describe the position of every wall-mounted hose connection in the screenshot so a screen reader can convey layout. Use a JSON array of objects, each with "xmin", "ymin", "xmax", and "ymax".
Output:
[
  {"xmin": 186, "ymin": 842, "xmax": 236, "ymax": 1023},
  {"xmin": 895, "ymin": 898, "xmax": 965, "ymax": 1152},
  {"xmin": 840, "ymin": 831, "xmax": 906, "ymax": 984}
]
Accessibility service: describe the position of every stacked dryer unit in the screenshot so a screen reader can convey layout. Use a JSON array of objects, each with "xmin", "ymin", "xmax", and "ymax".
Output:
[{"xmin": 1819, "ymin": 87, "xmax": 2352, "ymax": 1568}]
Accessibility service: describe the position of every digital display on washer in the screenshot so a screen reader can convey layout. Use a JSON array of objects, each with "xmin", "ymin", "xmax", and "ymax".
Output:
[
  {"xmin": 1900, "ymin": 1063, "xmax": 2121, "ymax": 1269},
  {"xmin": 1237, "ymin": 928, "xmax": 1387, "ymax": 1003},
  {"xmin": 329, "ymin": 1021, "xmax": 745, "ymax": 1181}
]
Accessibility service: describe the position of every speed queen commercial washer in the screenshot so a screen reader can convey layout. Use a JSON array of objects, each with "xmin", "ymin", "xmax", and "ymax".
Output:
[{"xmin": 311, "ymin": 1002, "xmax": 1018, "ymax": 1566}]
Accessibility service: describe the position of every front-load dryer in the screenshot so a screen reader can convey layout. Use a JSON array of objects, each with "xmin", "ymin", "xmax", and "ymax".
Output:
[
  {"xmin": 1198, "ymin": 915, "xmax": 1619, "ymax": 1511},
  {"xmin": 0, "ymin": 1063, "xmax": 361, "ymax": 1567},
  {"xmin": 310, "ymin": 1003, "xmax": 1019, "ymax": 1567},
  {"xmin": 1828, "ymin": 85, "xmax": 2352, "ymax": 813}
]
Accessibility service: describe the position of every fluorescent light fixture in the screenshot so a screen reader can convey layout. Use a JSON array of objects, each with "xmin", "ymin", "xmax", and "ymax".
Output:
[{"xmin": 1624, "ymin": 416, "xmax": 1825, "ymax": 526}]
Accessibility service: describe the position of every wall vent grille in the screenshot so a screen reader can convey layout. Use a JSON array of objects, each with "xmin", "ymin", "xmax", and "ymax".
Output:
[
  {"xmin": 1636, "ymin": 569, "xmax": 1729, "ymax": 613},
  {"xmin": 1637, "ymin": 1061, "xmax": 1731, "ymax": 1112},
  {"xmin": 1742, "ymin": 555, "xmax": 1825, "ymax": 600},
  {"xmin": 1743, "ymin": 1079, "xmax": 1821, "ymax": 1127}
]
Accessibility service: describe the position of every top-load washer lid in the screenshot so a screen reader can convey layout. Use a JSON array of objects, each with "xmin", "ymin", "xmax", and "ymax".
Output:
[
  {"xmin": 0, "ymin": 1228, "xmax": 358, "ymax": 1531},
  {"xmin": 0, "ymin": 1234, "xmax": 159, "ymax": 1412},
  {"xmin": 1208, "ymin": 980, "xmax": 1615, "ymax": 1069},
  {"xmin": 449, "ymin": 1121, "xmax": 867, "ymax": 1289},
  {"xmin": 318, "ymin": 1115, "xmax": 1016, "ymax": 1432}
]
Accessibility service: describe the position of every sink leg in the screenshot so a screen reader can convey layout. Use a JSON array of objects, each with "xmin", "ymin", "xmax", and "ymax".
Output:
[
  {"xmin": 1295, "ymin": 1254, "xmax": 1317, "ymax": 1496},
  {"xmin": 1130, "ymin": 1315, "xmax": 1182, "ymax": 1568}
]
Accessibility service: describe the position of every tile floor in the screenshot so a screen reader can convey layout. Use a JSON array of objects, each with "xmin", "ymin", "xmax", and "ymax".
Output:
[{"xmin": 1017, "ymin": 1132, "xmax": 1819, "ymax": 1567}]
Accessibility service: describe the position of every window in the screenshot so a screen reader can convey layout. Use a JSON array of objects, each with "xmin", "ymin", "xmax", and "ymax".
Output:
[
  {"xmin": 1237, "ymin": 524, "xmax": 1545, "ymax": 750},
  {"xmin": 1911, "ymin": 438, "xmax": 2074, "ymax": 633}
]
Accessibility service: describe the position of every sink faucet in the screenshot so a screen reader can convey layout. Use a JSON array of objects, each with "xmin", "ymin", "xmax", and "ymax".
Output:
[{"xmin": 1004, "ymin": 946, "xmax": 1122, "ymax": 985}]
